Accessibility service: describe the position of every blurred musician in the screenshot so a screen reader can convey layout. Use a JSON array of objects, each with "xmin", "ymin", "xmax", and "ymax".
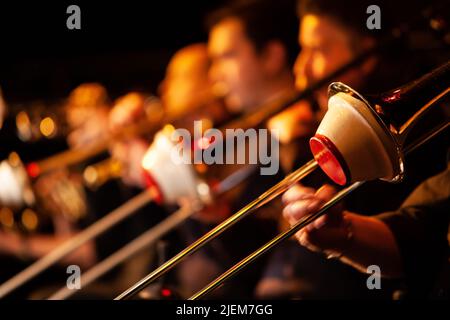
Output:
[
  {"xmin": 106, "ymin": 43, "xmax": 234, "ymax": 299},
  {"xmin": 0, "ymin": 83, "xmax": 149, "ymax": 299},
  {"xmin": 65, "ymin": 83, "xmax": 111, "ymax": 150},
  {"xmin": 108, "ymin": 92, "xmax": 158, "ymax": 189},
  {"xmin": 0, "ymin": 84, "xmax": 111, "ymax": 267},
  {"xmin": 168, "ymin": 0, "xmax": 302, "ymax": 299},
  {"xmin": 0, "ymin": 84, "xmax": 110, "ymax": 298},
  {"xmin": 159, "ymin": 43, "xmax": 231, "ymax": 125},
  {"xmin": 108, "ymin": 43, "xmax": 233, "ymax": 189}
]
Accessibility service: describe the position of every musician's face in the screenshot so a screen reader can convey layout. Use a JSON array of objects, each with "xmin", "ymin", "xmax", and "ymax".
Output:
[
  {"xmin": 208, "ymin": 18, "xmax": 269, "ymax": 112},
  {"xmin": 160, "ymin": 47, "xmax": 211, "ymax": 117},
  {"xmin": 294, "ymin": 14, "xmax": 374, "ymax": 116}
]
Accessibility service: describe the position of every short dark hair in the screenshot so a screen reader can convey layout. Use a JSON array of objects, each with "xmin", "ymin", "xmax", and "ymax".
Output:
[{"xmin": 206, "ymin": 0, "xmax": 300, "ymax": 68}]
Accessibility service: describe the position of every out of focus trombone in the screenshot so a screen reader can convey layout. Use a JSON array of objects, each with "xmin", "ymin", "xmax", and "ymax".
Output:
[
  {"xmin": 0, "ymin": 49, "xmax": 374, "ymax": 297},
  {"xmin": 0, "ymin": 86, "xmax": 163, "ymax": 233},
  {"xmin": 83, "ymin": 158, "xmax": 123, "ymax": 190},
  {"xmin": 48, "ymin": 163, "xmax": 258, "ymax": 300}
]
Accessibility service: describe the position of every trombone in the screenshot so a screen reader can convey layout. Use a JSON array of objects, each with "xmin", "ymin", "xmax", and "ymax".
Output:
[
  {"xmin": 83, "ymin": 158, "xmax": 123, "ymax": 189},
  {"xmin": 79, "ymin": 15, "xmax": 413, "ymax": 191},
  {"xmin": 0, "ymin": 188, "xmax": 158, "ymax": 299},
  {"xmin": 115, "ymin": 61, "xmax": 450, "ymax": 300},
  {"xmin": 0, "ymin": 84, "xmax": 293, "ymax": 297},
  {"xmin": 39, "ymin": 52, "xmax": 372, "ymax": 294},
  {"xmin": 48, "ymin": 164, "xmax": 258, "ymax": 300},
  {"xmin": 23, "ymin": 103, "xmax": 164, "ymax": 180},
  {"xmin": 189, "ymin": 122, "xmax": 449, "ymax": 300},
  {"xmin": 1, "ymin": 5, "xmax": 445, "ymax": 298},
  {"xmin": 115, "ymin": 159, "xmax": 319, "ymax": 300}
]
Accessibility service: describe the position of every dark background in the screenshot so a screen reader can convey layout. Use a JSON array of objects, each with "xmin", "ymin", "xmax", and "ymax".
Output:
[{"xmin": 0, "ymin": 1, "xmax": 226, "ymax": 104}]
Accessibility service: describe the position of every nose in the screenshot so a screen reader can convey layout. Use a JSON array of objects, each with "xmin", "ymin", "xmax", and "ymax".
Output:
[
  {"xmin": 294, "ymin": 51, "xmax": 313, "ymax": 89},
  {"xmin": 208, "ymin": 60, "xmax": 220, "ymax": 85}
]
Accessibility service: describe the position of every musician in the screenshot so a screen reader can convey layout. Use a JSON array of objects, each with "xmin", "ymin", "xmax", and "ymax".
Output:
[
  {"xmin": 0, "ymin": 83, "xmax": 153, "ymax": 299},
  {"xmin": 65, "ymin": 83, "xmax": 111, "ymax": 150},
  {"xmin": 106, "ymin": 43, "xmax": 236, "ymax": 298},
  {"xmin": 282, "ymin": 152, "xmax": 450, "ymax": 298},
  {"xmin": 168, "ymin": 0, "xmax": 302, "ymax": 299},
  {"xmin": 108, "ymin": 92, "xmax": 157, "ymax": 189},
  {"xmin": 0, "ymin": 84, "xmax": 112, "ymax": 269},
  {"xmin": 0, "ymin": 84, "xmax": 111, "ymax": 298},
  {"xmin": 108, "ymin": 44, "xmax": 232, "ymax": 189},
  {"xmin": 249, "ymin": 0, "xmax": 450, "ymax": 299},
  {"xmin": 159, "ymin": 43, "xmax": 231, "ymax": 125}
]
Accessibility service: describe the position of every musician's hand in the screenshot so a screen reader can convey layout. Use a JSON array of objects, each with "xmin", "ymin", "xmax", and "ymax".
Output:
[
  {"xmin": 0, "ymin": 231, "xmax": 26, "ymax": 257},
  {"xmin": 110, "ymin": 139, "xmax": 148, "ymax": 188},
  {"xmin": 109, "ymin": 92, "xmax": 145, "ymax": 133},
  {"xmin": 282, "ymin": 184, "xmax": 350, "ymax": 255}
]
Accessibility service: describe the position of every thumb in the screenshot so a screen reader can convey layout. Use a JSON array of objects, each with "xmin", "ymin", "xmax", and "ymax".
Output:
[{"xmin": 314, "ymin": 184, "xmax": 344, "ymax": 226}]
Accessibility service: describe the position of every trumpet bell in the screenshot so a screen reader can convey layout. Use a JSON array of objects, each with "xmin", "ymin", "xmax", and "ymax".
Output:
[{"xmin": 310, "ymin": 83, "xmax": 402, "ymax": 185}]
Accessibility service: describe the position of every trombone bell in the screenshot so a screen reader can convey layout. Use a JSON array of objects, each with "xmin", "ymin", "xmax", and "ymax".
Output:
[
  {"xmin": 141, "ymin": 127, "xmax": 212, "ymax": 206},
  {"xmin": 0, "ymin": 153, "xmax": 35, "ymax": 207},
  {"xmin": 310, "ymin": 89, "xmax": 401, "ymax": 185},
  {"xmin": 311, "ymin": 61, "xmax": 449, "ymax": 185}
]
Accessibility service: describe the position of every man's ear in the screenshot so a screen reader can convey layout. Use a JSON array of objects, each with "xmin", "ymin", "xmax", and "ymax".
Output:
[{"xmin": 262, "ymin": 41, "xmax": 288, "ymax": 75}]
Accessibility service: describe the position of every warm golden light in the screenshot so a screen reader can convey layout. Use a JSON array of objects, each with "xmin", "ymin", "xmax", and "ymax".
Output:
[
  {"xmin": 83, "ymin": 166, "xmax": 98, "ymax": 186},
  {"xmin": 16, "ymin": 111, "xmax": 32, "ymax": 141},
  {"xmin": 21, "ymin": 208, "xmax": 38, "ymax": 231},
  {"xmin": 8, "ymin": 152, "xmax": 21, "ymax": 167},
  {"xmin": 0, "ymin": 207, "xmax": 14, "ymax": 228},
  {"xmin": 39, "ymin": 117, "xmax": 56, "ymax": 137},
  {"xmin": 162, "ymin": 124, "xmax": 175, "ymax": 135}
]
